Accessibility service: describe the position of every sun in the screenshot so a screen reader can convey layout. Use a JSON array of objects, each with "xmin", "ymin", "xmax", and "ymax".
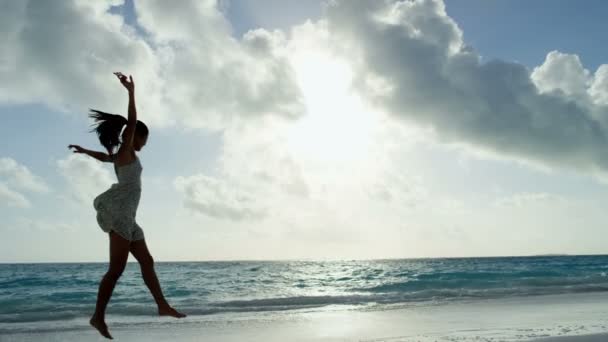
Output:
[{"xmin": 286, "ymin": 48, "xmax": 378, "ymax": 166}]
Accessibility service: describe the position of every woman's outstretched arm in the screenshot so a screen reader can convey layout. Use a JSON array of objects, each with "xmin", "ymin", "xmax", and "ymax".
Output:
[
  {"xmin": 114, "ymin": 72, "xmax": 136, "ymax": 155},
  {"xmin": 67, "ymin": 145, "xmax": 112, "ymax": 162}
]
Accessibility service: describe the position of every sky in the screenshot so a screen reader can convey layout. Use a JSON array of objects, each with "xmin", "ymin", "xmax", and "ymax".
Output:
[{"xmin": 2, "ymin": 0, "xmax": 608, "ymax": 262}]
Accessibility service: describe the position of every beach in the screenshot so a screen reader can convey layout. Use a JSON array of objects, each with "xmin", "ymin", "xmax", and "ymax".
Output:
[
  {"xmin": 3, "ymin": 291, "xmax": 608, "ymax": 341},
  {"xmin": 535, "ymin": 335, "xmax": 608, "ymax": 342},
  {"xmin": 3, "ymin": 258, "xmax": 608, "ymax": 341}
]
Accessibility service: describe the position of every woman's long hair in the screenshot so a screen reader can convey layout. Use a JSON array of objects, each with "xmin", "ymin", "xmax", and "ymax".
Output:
[
  {"xmin": 89, "ymin": 109, "xmax": 149, "ymax": 156},
  {"xmin": 88, "ymin": 109, "xmax": 128, "ymax": 156}
]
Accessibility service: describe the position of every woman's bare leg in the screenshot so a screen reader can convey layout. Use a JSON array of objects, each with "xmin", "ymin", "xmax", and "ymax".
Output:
[
  {"xmin": 130, "ymin": 238, "xmax": 186, "ymax": 318},
  {"xmin": 90, "ymin": 231, "xmax": 131, "ymax": 339}
]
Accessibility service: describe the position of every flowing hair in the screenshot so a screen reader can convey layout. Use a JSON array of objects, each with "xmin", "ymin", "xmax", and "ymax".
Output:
[
  {"xmin": 88, "ymin": 109, "xmax": 128, "ymax": 156},
  {"xmin": 88, "ymin": 109, "xmax": 149, "ymax": 156}
]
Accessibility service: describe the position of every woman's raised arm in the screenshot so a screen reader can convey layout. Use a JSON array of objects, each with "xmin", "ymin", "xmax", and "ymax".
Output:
[{"xmin": 114, "ymin": 72, "xmax": 136, "ymax": 154}]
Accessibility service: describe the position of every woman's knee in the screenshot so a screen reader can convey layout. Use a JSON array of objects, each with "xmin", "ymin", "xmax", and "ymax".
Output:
[
  {"xmin": 106, "ymin": 264, "xmax": 126, "ymax": 280},
  {"xmin": 140, "ymin": 255, "xmax": 154, "ymax": 269}
]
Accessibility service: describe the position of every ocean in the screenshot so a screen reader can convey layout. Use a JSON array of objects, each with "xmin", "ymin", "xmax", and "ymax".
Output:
[{"xmin": 2, "ymin": 255, "xmax": 608, "ymax": 338}]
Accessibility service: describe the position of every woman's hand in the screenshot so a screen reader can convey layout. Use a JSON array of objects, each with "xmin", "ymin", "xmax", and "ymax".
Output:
[
  {"xmin": 68, "ymin": 145, "xmax": 111, "ymax": 162},
  {"xmin": 68, "ymin": 144, "xmax": 86, "ymax": 153},
  {"xmin": 113, "ymin": 72, "xmax": 134, "ymax": 93}
]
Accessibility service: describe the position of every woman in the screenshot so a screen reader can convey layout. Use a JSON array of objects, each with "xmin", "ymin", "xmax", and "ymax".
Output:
[{"xmin": 68, "ymin": 72, "xmax": 185, "ymax": 339}]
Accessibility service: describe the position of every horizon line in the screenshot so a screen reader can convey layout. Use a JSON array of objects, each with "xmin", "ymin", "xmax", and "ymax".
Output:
[{"xmin": 1, "ymin": 252, "xmax": 606, "ymax": 264}]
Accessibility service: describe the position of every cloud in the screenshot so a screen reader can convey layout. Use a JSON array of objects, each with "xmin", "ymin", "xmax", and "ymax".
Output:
[
  {"xmin": 0, "ymin": 182, "xmax": 30, "ymax": 208},
  {"xmin": 0, "ymin": 0, "xmax": 303, "ymax": 129},
  {"xmin": 590, "ymin": 65, "xmax": 608, "ymax": 106},
  {"xmin": 531, "ymin": 51, "xmax": 591, "ymax": 102},
  {"xmin": 133, "ymin": 0, "xmax": 304, "ymax": 128},
  {"xmin": 323, "ymin": 0, "xmax": 608, "ymax": 175},
  {"xmin": 219, "ymin": 120, "xmax": 311, "ymax": 198},
  {"xmin": 56, "ymin": 154, "xmax": 114, "ymax": 204},
  {"xmin": 493, "ymin": 192, "xmax": 566, "ymax": 208},
  {"xmin": 174, "ymin": 173, "xmax": 266, "ymax": 221},
  {"xmin": 10, "ymin": 216, "xmax": 79, "ymax": 233},
  {"xmin": 0, "ymin": 1, "xmax": 158, "ymax": 114},
  {"xmin": 6, "ymin": 0, "xmax": 608, "ymax": 174},
  {"xmin": 0, "ymin": 157, "xmax": 49, "ymax": 193},
  {"xmin": 366, "ymin": 170, "xmax": 428, "ymax": 208},
  {"xmin": 0, "ymin": 157, "xmax": 49, "ymax": 208},
  {"xmin": 5, "ymin": 0, "xmax": 608, "ymax": 171}
]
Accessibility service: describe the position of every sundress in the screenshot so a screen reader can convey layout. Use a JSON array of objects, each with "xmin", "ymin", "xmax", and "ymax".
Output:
[{"xmin": 93, "ymin": 155, "xmax": 144, "ymax": 241}]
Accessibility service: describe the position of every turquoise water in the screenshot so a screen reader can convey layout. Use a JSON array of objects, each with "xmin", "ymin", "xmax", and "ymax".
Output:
[{"xmin": 2, "ymin": 256, "xmax": 608, "ymax": 332}]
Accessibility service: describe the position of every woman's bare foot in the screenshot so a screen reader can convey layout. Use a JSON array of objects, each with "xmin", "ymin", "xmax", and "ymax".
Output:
[
  {"xmin": 158, "ymin": 305, "xmax": 187, "ymax": 318},
  {"xmin": 90, "ymin": 315, "xmax": 113, "ymax": 339}
]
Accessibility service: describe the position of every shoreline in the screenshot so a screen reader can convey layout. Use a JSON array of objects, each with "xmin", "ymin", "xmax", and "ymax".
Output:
[
  {"xmin": 4, "ymin": 253, "xmax": 608, "ymax": 265},
  {"xmin": 3, "ymin": 292, "xmax": 608, "ymax": 341},
  {"xmin": 533, "ymin": 334, "xmax": 608, "ymax": 342}
]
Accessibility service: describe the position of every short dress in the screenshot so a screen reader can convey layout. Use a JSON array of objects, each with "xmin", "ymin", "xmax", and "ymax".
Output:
[{"xmin": 93, "ymin": 154, "xmax": 144, "ymax": 241}]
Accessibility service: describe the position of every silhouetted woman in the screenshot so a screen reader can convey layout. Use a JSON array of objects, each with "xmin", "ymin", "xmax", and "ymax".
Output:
[{"xmin": 68, "ymin": 72, "xmax": 185, "ymax": 339}]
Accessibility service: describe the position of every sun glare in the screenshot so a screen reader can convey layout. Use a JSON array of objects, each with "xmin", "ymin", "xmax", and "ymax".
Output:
[{"xmin": 287, "ymin": 50, "xmax": 377, "ymax": 166}]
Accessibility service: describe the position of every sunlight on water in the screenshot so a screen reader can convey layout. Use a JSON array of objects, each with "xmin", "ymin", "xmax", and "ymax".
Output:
[{"xmin": 3, "ymin": 255, "xmax": 608, "ymax": 331}]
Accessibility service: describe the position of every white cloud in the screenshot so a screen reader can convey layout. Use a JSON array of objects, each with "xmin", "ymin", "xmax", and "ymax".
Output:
[
  {"xmin": 174, "ymin": 173, "xmax": 266, "ymax": 221},
  {"xmin": 0, "ymin": 0, "xmax": 303, "ymax": 129},
  {"xmin": 0, "ymin": 1, "xmax": 160, "ymax": 116},
  {"xmin": 322, "ymin": 0, "xmax": 608, "ymax": 176},
  {"xmin": 0, "ymin": 157, "xmax": 49, "ymax": 208},
  {"xmin": 0, "ymin": 157, "xmax": 49, "ymax": 193},
  {"xmin": 4, "ymin": 0, "xmax": 608, "ymax": 177},
  {"xmin": 493, "ymin": 192, "xmax": 566, "ymax": 208},
  {"xmin": 11, "ymin": 216, "xmax": 79, "ymax": 233},
  {"xmin": 531, "ymin": 52, "xmax": 608, "ymax": 114},
  {"xmin": 366, "ymin": 170, "xmax": 428, "ymax": 208},
  {"xmin": 7, "ymin": 0, "xmax": 608, "ymax": 189},
  {"xmin": 56, "ymin": 154, "xmax": 114, "ymax": 205},
  {"xmin": 0, "ymin": 182, "xmax": 30, "ymax": 208},
  {"xmin": 590, "ymin": 65, "xmax": 608, "ymax": 106},
  {"xmin": 134, "ymin": 0, "xmax": 304, "ymax": 128},
  {"xmin": 532, "ymin": 51, "xmax": 591, "ymax": 102}
]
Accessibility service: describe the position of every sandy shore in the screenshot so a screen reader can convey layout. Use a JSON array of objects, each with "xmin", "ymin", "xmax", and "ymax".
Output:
[
  {"xmin": 533, "ymin": 334, "xmax": 608, "ymax": 342},
  {"xmin": 2, "ymin": 292, "xmax": 608, "ymax": 341}
]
